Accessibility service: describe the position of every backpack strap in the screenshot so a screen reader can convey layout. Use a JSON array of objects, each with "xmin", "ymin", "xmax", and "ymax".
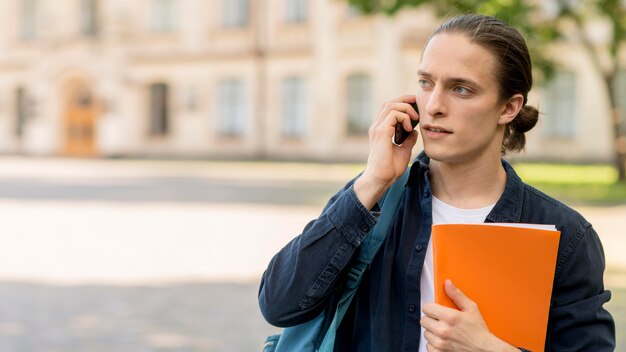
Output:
[{"xmin": 317, "ymin": 168, "xmax": 410, "ymax": 351}]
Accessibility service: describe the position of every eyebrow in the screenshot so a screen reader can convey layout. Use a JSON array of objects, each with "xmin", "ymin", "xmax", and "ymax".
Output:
[{"xmin": 417, "ymin": 70, "xmax": 482, "ymax": 89}]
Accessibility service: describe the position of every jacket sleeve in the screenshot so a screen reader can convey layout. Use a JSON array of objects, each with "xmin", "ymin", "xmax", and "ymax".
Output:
[
  {"xmin": 258, "ymin": 176, "xmax": 380, "ymax": 328},
  {"xmin": 546, "ymin": 223, "xmax": 615, "ymax": 350}
]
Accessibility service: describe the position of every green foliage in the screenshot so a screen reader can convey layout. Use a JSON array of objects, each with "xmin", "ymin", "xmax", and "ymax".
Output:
[
  {"xmin": 596, "ymin": 0, "xmax": 626, "ymax": 57},
  {"xmin": 347, "ymin": 0, "xmax": 623, "ymax": 84},
  {"xmin": 514, "ymin": 163, "xmax": 617, "ymax": 184},
  {"xmin": 515, "ymin": 163, "xmax": 626, "ymax": 205}
]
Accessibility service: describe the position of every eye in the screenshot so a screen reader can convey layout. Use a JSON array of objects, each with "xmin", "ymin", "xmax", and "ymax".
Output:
[
  {"xmin": 453, "ymin": 86, "xmax": 471, "ymax": 95},
  {"xmin": 418, "ymin": 79, "xmax": 432, "ymax": 89}
]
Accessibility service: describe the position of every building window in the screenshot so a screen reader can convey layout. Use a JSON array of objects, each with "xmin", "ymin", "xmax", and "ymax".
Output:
[
  {"xmin": 149, "ymin": 83, "xmax": 169, "ymax": 136},
  {"xmin": 80, "ymin": 0, "xmax": 99, "ymax": 36},
  {"xmin": 346, "ymin": 74, "xmax": 373, "ymax": 135},
  {"xmin": 281, "ymin": 77, "xmax": 308, "ymax": 138},
  {"xmin": 615, "ymin": 70, "xmax": 626, "ymax": 135},
  {"xmin": 15, "ymin": 87, "xmax": 28, "ymax": 137},
  {"xmin": 222, "ymin": 0, "xmax": 248, "ymax": 27},
  {"xmin": 542, "ymin": 71, "xmax": 577, "ymax": 139},
  {"xmin": 151, "ymin": 0, "xmax": 177, "ymax": 33},
  {"xmin": 217, "ymin": 79, "xmax": 247, "ymax": 137},
  {"xmin": 183, "ymin": 86, "xmax": 198, "ymax": 112},
  {"xmin": 20, "ymin": 0, "xmax": 38, "ymax": 40},
  {"xmin": 285, "ymin": 0, "xmax": 308, "ymax": 23}
]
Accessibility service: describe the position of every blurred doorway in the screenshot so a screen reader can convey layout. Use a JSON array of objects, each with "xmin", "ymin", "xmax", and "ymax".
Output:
[{"xmin": 63, "ymin": 80, "xmax": 97, "ymax": 157}]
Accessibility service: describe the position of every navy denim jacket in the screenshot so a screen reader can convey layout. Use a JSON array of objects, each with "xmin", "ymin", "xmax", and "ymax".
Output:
[{"xmin": 259, "ymin": 153, "xmax": 615, "ymax": 351}]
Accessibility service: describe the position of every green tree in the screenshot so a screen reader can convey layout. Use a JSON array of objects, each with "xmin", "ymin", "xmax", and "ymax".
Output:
[{"xmin": 348, "ymin": 0, "xmax": 626, "ymax": 181}]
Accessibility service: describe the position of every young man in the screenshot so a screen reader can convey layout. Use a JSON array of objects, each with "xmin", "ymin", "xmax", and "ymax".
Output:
[{"xmin": 259, "ymin": 14, "xmax": 615, "ymax": 351}]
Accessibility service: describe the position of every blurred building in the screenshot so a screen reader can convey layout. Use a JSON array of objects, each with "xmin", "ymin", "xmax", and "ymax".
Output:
[{"xmin": 0, "ymin": 0, "xmax": 624, "ymax": 162}]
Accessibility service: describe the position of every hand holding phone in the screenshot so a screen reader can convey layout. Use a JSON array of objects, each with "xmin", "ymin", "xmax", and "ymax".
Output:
[{"xmin": 393, "ymin": 102, "xmax": 419, "ymax": 145}]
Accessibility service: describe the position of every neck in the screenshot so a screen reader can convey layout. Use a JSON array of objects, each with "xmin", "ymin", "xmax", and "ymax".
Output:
[{"xmin": 429, "ymin": 155, "xmax": 507, "ymax": 209}]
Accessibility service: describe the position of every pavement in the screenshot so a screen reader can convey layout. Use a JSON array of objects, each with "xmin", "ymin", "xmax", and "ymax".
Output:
[
  {"xmin": 0, "ymin": 157, "xmax": 356, "ymax": 284},
  {"xmin": 0, "ymin": 156, "xmax": 623, "ymax": 351},
  {"xmin": 0, "ymin": 156, "xmax": 354, "ymax": 352}
]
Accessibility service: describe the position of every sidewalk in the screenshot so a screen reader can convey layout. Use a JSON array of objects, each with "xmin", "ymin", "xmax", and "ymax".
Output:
[
  {"xmin": 0, "ymin": 156, "xmax": 343, "ymax": 283},
  {"xmin": 0, "ymin": 200, "xmax": 317, "ymax": 284}
]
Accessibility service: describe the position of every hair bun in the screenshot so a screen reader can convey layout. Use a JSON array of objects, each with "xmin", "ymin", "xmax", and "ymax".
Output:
[
  {"xmin": 512, "ymin": 105, "xmax": 539, "ymax": 133},
  {"xmin": 502, "ymin": 104, "xmax": 539, "ymax": 154}
]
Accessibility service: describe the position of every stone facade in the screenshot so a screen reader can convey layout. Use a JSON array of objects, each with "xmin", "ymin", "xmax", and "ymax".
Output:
[{"xmin": 0, "ymin": 0, "xmax": 623, "ymax": 162}]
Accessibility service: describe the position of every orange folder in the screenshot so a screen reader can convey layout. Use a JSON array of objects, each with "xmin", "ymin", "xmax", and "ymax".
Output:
[{"xmin": 432, "ymin": 223, "xmax": 561, "ymax": 352}]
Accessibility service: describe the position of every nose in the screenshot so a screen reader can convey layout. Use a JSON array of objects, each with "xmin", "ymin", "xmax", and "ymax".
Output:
[{"xmin": 425, "ymin": 86, "xmax": 447, "ymax": 117}]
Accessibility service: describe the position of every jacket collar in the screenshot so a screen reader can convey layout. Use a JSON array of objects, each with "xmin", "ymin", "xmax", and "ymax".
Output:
[
  {"xmin": 487, "ymin": 160, "xmax": 524, "ymax": 223},
  {"xmin": 409, "ymin": 151, "xmax": 524, "ymax": 223}
]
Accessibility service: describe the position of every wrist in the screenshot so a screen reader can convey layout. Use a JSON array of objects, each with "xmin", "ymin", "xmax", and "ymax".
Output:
[
  {"xmin": 483, "ymin": 333, "xmax": 520, "ymax": 352},
  {"xmin": 353, "ymin": 175, "xmax": 390, "ymax": 210}
]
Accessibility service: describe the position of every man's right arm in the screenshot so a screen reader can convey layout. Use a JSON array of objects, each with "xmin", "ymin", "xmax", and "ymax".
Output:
[
  {"xmin": 259, "ymin": 95, "xmax": 420, "ymax": 328},
  {"xmin": 258, "ymin": 176, "xmax": 380, "ymax": 328}
]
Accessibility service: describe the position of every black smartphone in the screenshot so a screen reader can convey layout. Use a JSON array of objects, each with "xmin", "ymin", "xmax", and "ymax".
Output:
[{"xmin": 393, "ymin": 102, "xmax": 419, "ymax": 145}]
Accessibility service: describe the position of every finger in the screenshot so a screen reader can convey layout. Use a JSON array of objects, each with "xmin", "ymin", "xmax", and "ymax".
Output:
[
  {"xmin": 370, "ymin": 112, "xmax": 408, "ymax": 143},
  {"xmin": 406, "ymin": 102, "xmax": 420, "ymax": 122},
  {"xmin": 375, "ymin": 111, "xmax": 412, "ymax": 144},
  {"xmin": 378, "ymin": 102, "xmax": 419, "ymax": 122},
  {"xmin": 422, "ymin": 302, "xmax": 458, "ymax": 322},
  {"xmin": 421, "ymin": 302, "xmax": 446, "ymax": 320},
  {"xmin": 420, "ymin": 315, "xmax": 436, "ymax": 332},
  {"xmin": 391, "ymin": 101, "xmax": 420, "ymax": 121},
  {"xmin": 385, "ymin": 111, "xmax": 414, "ymax": 133},
  {"xmin": 445, "ymin": 279, "xmax": 475, "ymax": 312},
  {"xmin": 425, "ymin": 343, "xmax": 437, "ymax": 352},
  {"xmin": 399, "ymin": 101, "xmax": 420, "ymax": 122},
  {"xmin": 424, "ymin": 330, "xmax": 444, "ymax": 349},
  {"xmin": 389, "ymin": 94, "xmax": 417, "ymax": 105},
  {"xmin": 421, "ymin": 313, "xmax": 449, "ymax": 335}
]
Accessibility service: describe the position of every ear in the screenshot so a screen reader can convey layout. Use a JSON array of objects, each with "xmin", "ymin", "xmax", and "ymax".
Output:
[{"xmin": 498, "ymin": 94, "xmax": 524, "ymax": 126}]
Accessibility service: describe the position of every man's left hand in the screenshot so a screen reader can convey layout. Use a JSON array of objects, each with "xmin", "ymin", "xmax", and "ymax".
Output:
[{"xmin": 420, "ymin": 279, "xmax": 518, "ymax": 352}]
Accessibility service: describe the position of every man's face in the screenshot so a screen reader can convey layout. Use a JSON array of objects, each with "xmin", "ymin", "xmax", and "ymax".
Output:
[{"xmin": 416, "ymin": 33, "xmax": 508, "ymax": 164}]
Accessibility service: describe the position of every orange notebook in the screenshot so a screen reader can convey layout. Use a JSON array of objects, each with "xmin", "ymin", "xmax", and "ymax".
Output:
[{"xmin": 432, "ymin": 223, "xmax": 561, "ymax": 352}]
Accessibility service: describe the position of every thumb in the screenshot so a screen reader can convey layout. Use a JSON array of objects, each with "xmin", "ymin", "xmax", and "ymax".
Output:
[{"xmin": 445, "ymin": 279, "xmax": 474, "ymax": 312}]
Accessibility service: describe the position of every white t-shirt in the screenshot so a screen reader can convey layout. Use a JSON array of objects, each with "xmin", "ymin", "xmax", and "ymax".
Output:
[{"xmin": 418, "ymin": 196, "xmax": 496, "ymax": 352}]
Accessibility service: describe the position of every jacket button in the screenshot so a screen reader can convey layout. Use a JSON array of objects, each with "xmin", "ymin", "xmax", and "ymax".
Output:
[
  {"xmin": 359, "ymin": 224, "xmax": 368, "ymax": 232},
  {"xmin": 408, "ymin": 304, "xmax": 416, "ymax": 313},
  {"xmin": 415, "ymin": 244, "xmax": 423, "ymax": 251}
]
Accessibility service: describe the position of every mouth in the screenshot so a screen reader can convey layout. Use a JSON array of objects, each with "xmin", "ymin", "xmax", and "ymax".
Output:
[{"xmin": 423, "ymin": 124, "xmax": 452, "ymax": 134}]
